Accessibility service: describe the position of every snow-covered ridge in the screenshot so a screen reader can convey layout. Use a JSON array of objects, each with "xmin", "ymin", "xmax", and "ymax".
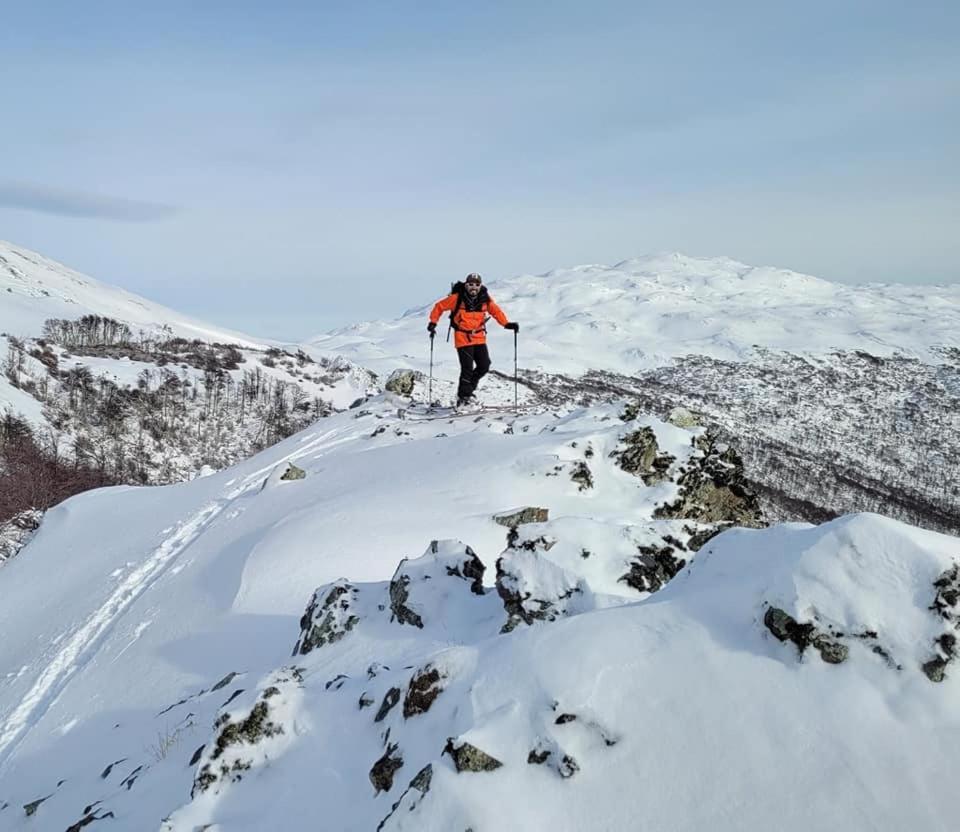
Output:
[
  {"xmin": 0, "ymin": 240, "xmax": 262, "ymax": 347},
  {"xmin": 311, "ymin": 252, "xmax": 960, "ymax": 378},
  {"xmin": 0, "ymin": 398, "xmax": 958, "ymax": 830}
]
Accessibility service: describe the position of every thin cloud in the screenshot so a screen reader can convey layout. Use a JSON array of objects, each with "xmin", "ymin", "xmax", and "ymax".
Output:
[{"xmin": 0, "ymin": 181, "xmax": 178, "ymax": 222}]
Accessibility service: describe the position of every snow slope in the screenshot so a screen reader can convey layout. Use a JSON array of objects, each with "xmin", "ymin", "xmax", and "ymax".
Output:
[
  {"xmin": 0, "ymin": 240, "xmax": 261, "ymax": 347},
  {"xmin": 310, "ymin": 253, "xmax": 960, "ymax": 379},
  {"xmin": 0, "ymin": 397, "xmax": 958, "ymax": 830}
]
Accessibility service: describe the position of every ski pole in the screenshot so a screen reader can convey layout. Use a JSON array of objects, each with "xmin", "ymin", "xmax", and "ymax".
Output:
[
  {"xmin": 513, "ymin": 329, "xmax": 518, "ymax": 414},
  {"xmin": 428, "ymin": 331, "xmax": 435, "ymax": 406}
]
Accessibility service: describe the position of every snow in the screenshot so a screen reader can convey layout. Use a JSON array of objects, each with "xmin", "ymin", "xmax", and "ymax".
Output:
[
  {"xmin": 0, "ymin": 397, "xmax": 958, "ymax": 830},
  {"xmin": 310, "ymin": 252, "xmax": 960, "ymax": 379},
  {"xmin": 0, "ymin": 240, "xmax": 262, "ymax": 347}
]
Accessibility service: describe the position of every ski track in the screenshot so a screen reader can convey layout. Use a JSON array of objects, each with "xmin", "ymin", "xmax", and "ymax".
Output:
[{"xmin": 0, "ymin": 425, "xmax": 355, "ymax": 773}]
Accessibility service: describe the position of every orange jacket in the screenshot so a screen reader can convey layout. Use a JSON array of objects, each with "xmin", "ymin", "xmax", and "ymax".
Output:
[{"xmin": 429, "ymin": 289, "xmax": 510, "ymax": 348}]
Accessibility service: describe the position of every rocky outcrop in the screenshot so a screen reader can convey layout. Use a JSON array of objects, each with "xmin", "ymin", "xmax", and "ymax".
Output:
[
  {"xmin": 614, "ymin": 426, "xmax": 676, "ymax": 485},
  {"xmin": 496, "ymin": 544, "xmax": 583, "ymax": 633},
  {"xmin": 443, "ymin": 739, "xmax": 502, "ymax": 773},
  {"xmin": 403, "ymin": 666, "xmax": 445, "ymax": 719},
  {"xmin": 620, "ymin": 542, "xmax": 687, "ymax": 594},
  {"xmin": 0, "ymin": 508, "xmax": 42, "ymax": 563},
  {"xmin": 385, "ymin": 369, "xmax": 424, "ymax": 397},
  {"xmin": 654, "ymin": 429, "xmax": 764, "ymax": 528},
  {"xmin": 493, "ymin": 507, "xmax": 549, "ymax": 527},
  {"xmin": 293, "ymin": 580, "xmax": 362, "ymax": 655},
  {"xmin": 924, "ymin": 564, "xmax": 960, "ymax": 682},
  {"xmin": 390, "ymin": 540, "xmax": 486, "ymax": 629},
  {"xmin": 763, "ymin": 607, "xmax": 849, "ymax": 665},
  {"xmin": 370, "ymin": 743, "xmax": 404, "ymax": 793}
]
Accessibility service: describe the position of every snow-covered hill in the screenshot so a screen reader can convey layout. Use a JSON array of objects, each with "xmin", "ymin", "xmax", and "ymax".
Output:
[
  {"xmin": 310, "ymin": 253, "xmax": 960, "ymax": 379},
  {"xmin": 0, "ymin": 397, "xmax": 958, "ymax": 830},
  {"xmin": 0, "ymin": 240, "xmax": 259, "ymax": 347}
]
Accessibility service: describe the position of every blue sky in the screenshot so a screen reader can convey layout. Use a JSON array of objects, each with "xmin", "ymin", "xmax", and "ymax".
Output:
[{"xmin": 1, "ymin": 1, "xmax": 957, "ymax": 339}]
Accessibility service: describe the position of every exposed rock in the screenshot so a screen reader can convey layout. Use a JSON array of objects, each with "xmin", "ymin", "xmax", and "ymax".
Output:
[
  {"xmin": 496, "ymin": 548, "xmax": 582, "ymax": 633},
  {"xmin": 494, "ymin": 506, "xmax": 549, "ymax": 527},
  {"xmin": 614, "ymin": 426, "xmax": 676, "ymax": 485},
  {"xmin": 569, "ymin": 461, "xmax": 594, "ymax": 491},
  {"xmin": 280, "ymin": 463, "xmax": 306, "ymax": 481},
  {"xmin": 293, "ymin": 580, "xmax": 361, "ymax": 655},
  {"xmin": 370, "ymin": 743, "xmax": 404, "ymax": 793},
  {"xmin": 65, "ymin": 809, "xmax": 116, "ymax": 831},
  {"xmin": 23, "ymin": 795, "xmax": 51, "ymax": 817},
  {"xmin": 444, "ymin": 739, "xmax": 503, "ymax": 773},
  {"xmin": 375, "ymin": 687, "xmax": 402, "ymax": 722},
  {"xmin": 376, "ymin": 765, "xmax": 433, "ymax": 831},
  {"xmin": 922, "ymin": 565, "xmax": 960, "ymax": 682},
  {"xmin": 0, "ymin": 508, "xmax": 42, "ymax": 563},
  {"xmin": 359, "ymin": 692, "xmax": 375, "ymax": 709},
  {"xmin": 390, "ymin": 540, "xmax": 487, "ymax": 629},
  {"xmin": 385, "ymin": 369, "xmax": 424, "ymax": 397},
  {"xmin": 211, "ymin": 671, "xmax": 239, "ymax": 692},
  {"xmin": 654, "ymin": 429, "xmax": 764, "ymax": 528},
  {"xmin": 192, "ymin": 696, "xmax": 284, "ymax": 795},
  {"xmin": 620, "ymin": 542, "xmax": 686, "ymax": 594},
  {"xmin": 403, "ymin": 666, "xmax": 445, "ymax": 719},
  {"xmin": 764, "ymin": 607, "xmax": 848, "ymax": 665}
]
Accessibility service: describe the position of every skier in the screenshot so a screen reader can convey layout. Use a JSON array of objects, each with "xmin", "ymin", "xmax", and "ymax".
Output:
[{"xmin": 427, "ymin": 273, "xmax": 519, "ymax": 407}]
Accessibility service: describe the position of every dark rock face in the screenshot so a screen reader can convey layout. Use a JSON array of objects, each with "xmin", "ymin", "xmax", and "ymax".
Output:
[
  {"xmin": 370, "ymin": 743, "xmax": 404, "ymax": 793},
  {"xmin": 764, "ymin": 607, "xmax": 849, "ymax": 665},
  {"xmin": 614, "ymin": 426, "xmax": 676, "ymax": 485},
  {"xmin": 294, "ymin": 580, "xmax": 361, "ymax": 655},
  {"xmin": 375, "ymin": 687, "xmax": 402, "ymax": 723},
  {"xmin": 375, "ymin": 765, "xmax": 433, "ymax": 831},
  {"xmin": 569, "ymin": 461, "xmax": 594, "ymax": 491},
  {"xmin": 493, "ymin": 507, "xmax": 550, "ymax": 527},
  {"xmin": 443, "ymin": 739, "xmax": 503, "ymax": 773},
  {"xmin": 924, "ymin": 564, "xmax": 960, "ymax": 682},
  {"xmin": 654, "ymin": 430, "xmax": 765, "ymax": 528},
  {"xmin": 620, "ymin": 543, "xmax": 687, "ymax": 594},
  {"xmin": 389, "ymin": 571, "xmax": 423, "ymax": 628},
  {"xmin": 403, "ymin": 666, "xmax": 444, "ymax": 719}
]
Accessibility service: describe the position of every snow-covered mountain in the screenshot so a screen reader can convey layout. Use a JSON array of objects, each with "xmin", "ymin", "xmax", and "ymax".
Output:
[
  {"xmin": 0, "ymin": 240, "xmax": 259, "ymax": 347},
  {"xmin": 310, "ymin": 253, "xmax": 960, "ymax": 378},
  {"xmin": 1, "ymin": 397, "xmax": 958, "ymax": 831},
  {"xmin": 0, "ymin": 242, "xmax": 375, "ymax": 539}
]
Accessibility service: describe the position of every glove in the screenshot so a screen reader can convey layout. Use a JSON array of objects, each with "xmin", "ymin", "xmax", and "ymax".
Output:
[
  {"xmin": 504, "ymin": 322, "xmax": 519, "ymax": 332},
  {"xmin": 427, "ymin": 321, "xmax": 437, "ymax": 335}
]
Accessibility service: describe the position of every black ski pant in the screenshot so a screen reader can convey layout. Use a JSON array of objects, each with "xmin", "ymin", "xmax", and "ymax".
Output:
[{"xmin": 456, "ymin": 343, "xmax": 491, "ymax": 400}]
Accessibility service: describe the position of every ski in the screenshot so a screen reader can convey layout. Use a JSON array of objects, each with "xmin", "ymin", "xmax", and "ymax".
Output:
[{"xmin": 398, "ymin": 403, "xmax": 528, "ymax": 421}]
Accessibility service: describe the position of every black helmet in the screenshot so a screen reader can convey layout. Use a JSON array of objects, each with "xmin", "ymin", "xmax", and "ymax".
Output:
[{"xmin": 465, "ymin": 272, "xmax": 482, "ymax": 285}]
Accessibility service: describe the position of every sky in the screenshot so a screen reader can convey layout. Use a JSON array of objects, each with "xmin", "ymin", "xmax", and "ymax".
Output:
[{"xmin": 1, "ymin": 0, "xmax": 958, "ymax": 340}]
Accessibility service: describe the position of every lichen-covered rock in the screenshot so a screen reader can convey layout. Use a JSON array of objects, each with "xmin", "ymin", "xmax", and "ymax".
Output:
[
  {"xmin": 403, "ymin": 665, "xmax": 445, "ymax": 719},
  {"xmin": 924, "ymin": 565, "xmax": 960, "ymax": 682},
  {"xmin": 385, "ymin": 369, "xmax": 424, "ymax": 397},
  {"xmin": 614, "ymin": 426, "xmax": 676, "ymax": 485},
  {"xmin": 370, "ymin": 743, "xmax": 404, "ymax": 793},
  {"xmin": 192, "ymin": 690, "xmax": 286, "ymax": 796},
  {"xmin": 493, "ymin": 506, "xmax": 549, "ymax": 527},
  {"xmin": 443, "ymin": 739, "xmax": 502, "ymax": 773},
  {"xmin": 293, "ymin": 580, "xmax": 362, "ymax": 655},
  {"xmin": 280, "ymin": 463, "xmax": 306, "ymax": 481},
  {"xmin": 390, "ymin": 540, "xmax": 487, "ymax": 630},
  {"xmin": 654, "ymin": 429, "xmax": 764, "ymax": 528}
]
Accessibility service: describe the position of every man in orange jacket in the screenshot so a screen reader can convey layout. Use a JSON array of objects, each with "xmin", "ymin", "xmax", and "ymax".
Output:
[{"xmin": 427, "ymin": 272, "xmax": 519, "ymax": 406}]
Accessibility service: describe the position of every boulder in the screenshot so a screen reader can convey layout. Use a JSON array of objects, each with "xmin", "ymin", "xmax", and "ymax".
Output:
[
  {"xmin": 385, "ymin": 369, "xmax": 424, "ymax": 397},
  {"xmin": 493, "ymin": 507, "xmax": 549, "ymax": 527}
]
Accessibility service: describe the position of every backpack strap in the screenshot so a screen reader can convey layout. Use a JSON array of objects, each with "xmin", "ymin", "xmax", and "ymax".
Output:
[{"xmin": 446, "ymin": 282, "xmax": 465, "ymax": 342}]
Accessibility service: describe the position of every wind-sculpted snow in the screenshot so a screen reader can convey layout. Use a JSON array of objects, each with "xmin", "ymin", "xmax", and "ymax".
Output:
[{"xmin": 1, "ymin": 397, "xmax": 958, "ymax": 830}]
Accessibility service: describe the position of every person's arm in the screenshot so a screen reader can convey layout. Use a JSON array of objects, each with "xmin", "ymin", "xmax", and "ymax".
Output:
[
  {"xmin": 429, "ymin": 293, "xmax": 457, "ymax": 324},
  {"xmin": 487, "ymin": 297, "xmax": 510, "ymax": 327}
]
